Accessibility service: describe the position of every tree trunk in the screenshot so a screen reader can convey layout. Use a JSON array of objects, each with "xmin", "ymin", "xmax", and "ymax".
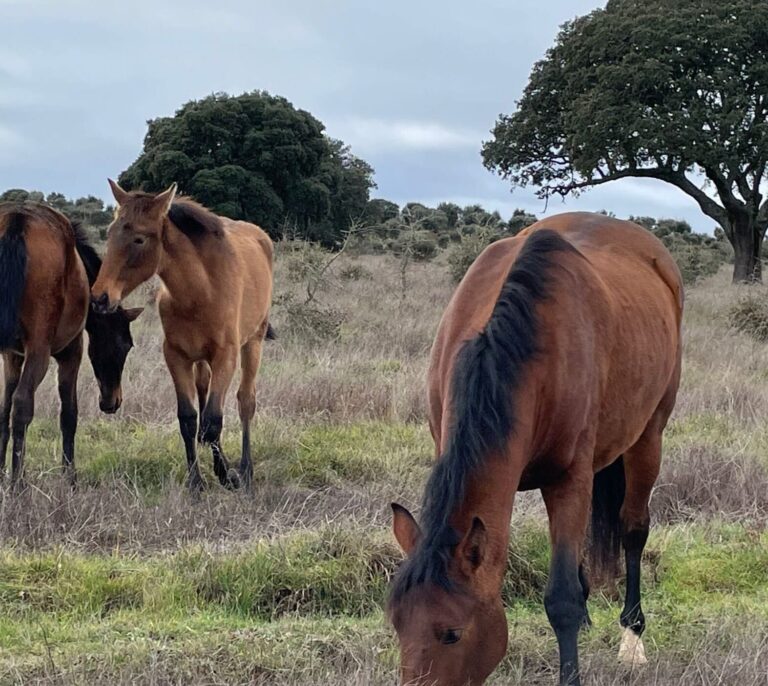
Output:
[{"xmin": 730, "ymin": 214, "xmax": 763, "ymax": 283}]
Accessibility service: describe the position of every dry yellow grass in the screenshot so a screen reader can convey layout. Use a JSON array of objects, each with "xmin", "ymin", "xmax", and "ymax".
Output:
[{"xmin": 1, "ymin": 252, "xmax": 768, "ymax": 685}]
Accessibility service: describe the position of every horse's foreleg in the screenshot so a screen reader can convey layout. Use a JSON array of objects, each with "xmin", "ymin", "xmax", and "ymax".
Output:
[
  {"xmin": 10, "ymin": 348, "xmax": 49, "ymax": 489},
  {"xmin": 542, "ymin": 466, "xmax": 592, "ymax": 686},
  {"xmin": 54, "ymin": 335, "xmax": 83, "ymax": 485},
  {"xmin": 0, "ymin": 352, "xmax": 23, "ymax": 478},
  {"xmin": 201, "ymin": 346, "xmax": 237, "ymax": 488},
  {"xmin": 164, "ymin": 341, "xmax": 204, "ymax": 493},
  {"xmin": 236, "ymin": 339, "xmax": 263, "ymax": 490}
]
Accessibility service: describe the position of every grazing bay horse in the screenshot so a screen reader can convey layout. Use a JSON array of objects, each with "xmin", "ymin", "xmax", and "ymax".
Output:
[
  {"xmin": 0, "ymin": 203, "xmax": 141, "ymax": 486},
  {"xmin": 389, "ymin": 213, "xmax": 683, "ymax": 686},
  {"xmin": 92, "ymin": 181, "xmax": 274, "ymax": 492}
]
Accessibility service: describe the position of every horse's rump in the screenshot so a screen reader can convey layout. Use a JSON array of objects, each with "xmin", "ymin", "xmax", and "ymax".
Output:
[{"xmin": 0, "ymin": 211, "xmax": 29, "ymax": 349}]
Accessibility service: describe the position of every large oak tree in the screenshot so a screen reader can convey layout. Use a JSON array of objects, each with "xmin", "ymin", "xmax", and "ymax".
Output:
[
  {"xmin": 120, "ymin": 91, "xmax": 375, "ymax": 246},
  {"xmin": 482, "ymin": 0, "xmax": 768, "ymax": 282}
]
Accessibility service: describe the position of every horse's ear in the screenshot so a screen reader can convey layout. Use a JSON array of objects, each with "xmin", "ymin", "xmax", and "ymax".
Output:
[
  {"xmin": 391, "ymin": 503, "xmax": 422, "ymax": 555},
  {"xmin": 123, "ymin": 307, "xmax": 144, "ymax": 322},
  {"xmin": 457, "ymin": 516, "xmax": 487, "ymax": 576},
  {"xmin": 154, "ymin": 183, "xmax": 177, "ymax": 215},
  {"xmin": 108, "ymin": 178, "xmax": 129, "ymax": 206}
]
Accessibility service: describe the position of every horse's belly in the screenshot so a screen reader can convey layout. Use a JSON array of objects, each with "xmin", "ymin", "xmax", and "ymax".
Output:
[{"xmin": 593, "ymin": 329, "xmax": 679, "ymax": 466}]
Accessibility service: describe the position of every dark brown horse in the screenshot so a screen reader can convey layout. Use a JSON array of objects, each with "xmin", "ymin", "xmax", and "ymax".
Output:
[
  {"xmin": 0, "ymin": 203, "xmax": 141, "ymax": 486},
  {"xmin": 388, "ymin": 213, "xmax": 683, "ymax": 686},
  {"xmin": 91, "ymin": 181, "xmax": 274, "ymax": 492}
]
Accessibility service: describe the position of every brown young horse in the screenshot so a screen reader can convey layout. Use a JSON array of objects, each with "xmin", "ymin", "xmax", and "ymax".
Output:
[
  {"xmin": 388, "ymin": 213, "xmax": 683, "ymax": 686},
  {"xmin": 0, "ymin": 203, "xmax": 141, "ymax": 486},
  {"xmin": 91, "ymin": 181, "xmax": 274, "ymax": 492}
]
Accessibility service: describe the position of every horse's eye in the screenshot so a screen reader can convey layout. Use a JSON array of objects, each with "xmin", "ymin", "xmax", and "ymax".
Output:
[
  {"xmin": 133, "ymin": 237, "xmax": 146, "ymax": 246},
  {"xmin": 439, "ymin": 628, "xmax": 462, "ymax": 645}
]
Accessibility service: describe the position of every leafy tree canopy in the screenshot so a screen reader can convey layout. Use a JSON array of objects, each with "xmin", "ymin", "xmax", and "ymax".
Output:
[
  {"xmin": 120, "ymin": 91, "xmax": 375, "ymax": 246},
  {"xmin": 483, "ymin": 0, "xmax": 768, "ymax": 281}
]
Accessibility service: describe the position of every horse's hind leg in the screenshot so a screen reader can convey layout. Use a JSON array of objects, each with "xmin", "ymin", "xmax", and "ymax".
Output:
[
  {"xmin": 9, "ymin": 348, "xmax": 49, "ymax": 488},
  {"xmin": 616, "ymin": 421, "xmax": 663, "ymax": 667},
  {"xmin": 54, "ymin": 334, "xmax": 83, "ymax": 485},
  {"xmin": 0, "ymin": 352, "xmax": 23, "ymax": 478},
  {"xmin": 193, "ymin": 361, "xmax": 211, "ymax": 443},
  {"xmin": 617, "ymin": 375, "xmax": 676, "ymax": 667},
  {"xmin": 236, "ymin": 338, "xmax": 263, "ymax": 490}
]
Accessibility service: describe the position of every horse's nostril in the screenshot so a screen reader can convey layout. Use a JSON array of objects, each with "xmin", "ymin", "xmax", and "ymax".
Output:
[{"xmin": 91, "ymin": 293, "xmax": 109, "ymax": 313}]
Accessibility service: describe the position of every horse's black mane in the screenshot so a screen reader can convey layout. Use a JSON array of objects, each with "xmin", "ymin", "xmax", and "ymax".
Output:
[
  {"xmin": 123, "ymin": 192, "xmax": 224, "ymax": 241},
  {"xmin": 71, "ymin": 220, "xmax": 102, "ymax": 286},
  {"xmin": 168, "ymin": 199, "xmax": 224, "ymax": 239},
  {"xmin": 389, "ymin": 229, "xmax": 577, "ymax": 602}
]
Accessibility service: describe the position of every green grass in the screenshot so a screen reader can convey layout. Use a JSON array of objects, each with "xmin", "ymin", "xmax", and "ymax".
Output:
[
  {"xmin": 0, "ymin": 524, "xmax": 765, "ymax": 683},
  {"xmin": 21, "ymin": 418, "xmax": 433, "ymax": 494}
]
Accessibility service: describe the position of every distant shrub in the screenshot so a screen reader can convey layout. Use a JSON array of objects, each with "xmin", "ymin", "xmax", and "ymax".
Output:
[
  {"xmin": 660, "ymin": 234, "xmax": 730, "ymax": 285},
  {"xmin": 729, "ymin": 296, "xmax": 768, "ymax": 342},
  {"xmin": 339, "ymin": 263, "xmax": 373, "ymax": 281},
  {"xmin": 391, "ymin": 230, "xmax": 439, "ymax": 261},
  {"xmin": 277, "ymin": 240, "xmax": 332, "ymax": 284},
  {"xmin": 446, "ymin": 228, "xmax": 502, "ymax": 282},
  {"xmin": 276, "ymin": 292, "xmax": 345, "ymax": 342}
]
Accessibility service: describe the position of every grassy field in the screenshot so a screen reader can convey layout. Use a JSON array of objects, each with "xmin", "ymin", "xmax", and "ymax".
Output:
[{"xmin": 1, "ymin": 249, "xmax": 768, "ymax": 685}]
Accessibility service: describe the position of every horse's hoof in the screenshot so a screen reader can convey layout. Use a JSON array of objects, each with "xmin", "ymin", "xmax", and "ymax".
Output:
[
  {"xmin": 187, "ymin": 474, "xmax": 206, "ymax": 495},
  {"xmin": 618, "ymin": 627, "xmax": 648, "ymax": 666},
  {"xmin": 225, "ymin": 468, "xmax": 241, "ymax": 490}
]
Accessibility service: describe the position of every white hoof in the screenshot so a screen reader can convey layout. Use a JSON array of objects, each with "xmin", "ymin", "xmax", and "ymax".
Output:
[{"xmin": 618, "ymin": 627, "xmax": 648, "ymax": 666}]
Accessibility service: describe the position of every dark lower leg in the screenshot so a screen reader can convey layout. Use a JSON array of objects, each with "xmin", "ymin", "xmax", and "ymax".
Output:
[
  {"xmin": 237, "ymin": 341, "xmax": 262, "ymax": 492},
  {"xmin": 59, "ymin": 388, "xmax": 78, "ymax": 482},
  {"xmin": 542, "ymin": 468, "xmax": 592, "ymax": 686},
  {"xmin": 620, "ymin": 525, "xmax": 649, "ymax": 634},
  {"xmin": 239, "ymin": 423, "xmax": 252, "ymax": 489},
  {"xmin": 56, "ymin": 338, "xmax": 82, "ymax": 484},
  {"xmin": 237, "ymin": 388, "xmax": 256, "ymax": 490},
  {"xmin": 578, "ymin": 563, "xmax": 592, "ymax": 629},
  {"xmin": 545, "ymin": 547, "xmax": 585, "ymax": 686},
  {"xmin": 10, "ymin": 352, "xmax": 49, "ymax": 488},
  {"xmin": 0, "ymin": 354, "xmax": 22, "ymax": 476},
  {"xmin": 211, "ymin": 439, "xmax": 236, "ymax": 489},
  {"xmin": 178, "ymin": 398, "xmax": 203, "ymax": 492},
  {"xmin": 194, "ymin": 361, "xmax": 211, "ymax": 444}
]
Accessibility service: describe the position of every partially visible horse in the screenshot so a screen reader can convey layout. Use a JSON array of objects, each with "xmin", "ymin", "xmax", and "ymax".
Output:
[
  {"xmin": 388, "ymin": 213, "xmax": 683, "ymax": 686},
  {"xmin": 0, "ymin": 203, "xmax": 142, "ymax": 486},
  {"xmin": 92, "ymin": 181, "xmax": 274, "ymax": 492}
]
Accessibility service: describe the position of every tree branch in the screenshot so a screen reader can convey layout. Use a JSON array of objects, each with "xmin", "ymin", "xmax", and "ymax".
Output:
[
  {"xmin": 702, "ymin": 166, "xmax": 744, "ymax": 215},
  {"xmin": 759, "ymin": 197, "xmax": 768, "ymax": 227},
  {"xmin": 548, "ymin": 167, "xmax": 730, "ymax": 229}
]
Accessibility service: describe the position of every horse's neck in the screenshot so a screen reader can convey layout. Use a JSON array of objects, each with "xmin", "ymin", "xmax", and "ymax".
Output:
[
  {"xmin": 450, "ymin": 444, "xmax": 527, "ymax": 587},
  {"xmin": 158, "ymin": 224, "xmax": 213, "ymax": 304}
]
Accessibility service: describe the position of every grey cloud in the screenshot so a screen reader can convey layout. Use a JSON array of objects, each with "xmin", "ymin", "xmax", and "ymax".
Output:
[{"xmin": 0, "ymin": 1, "xmax": 713, "ymax": 230}]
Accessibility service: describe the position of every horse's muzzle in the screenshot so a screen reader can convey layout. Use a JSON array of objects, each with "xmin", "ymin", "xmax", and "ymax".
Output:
[
  {"xmin": 92, "ymin": 293, "xmax": 115, "ymax": 314},
  {"xmin": 99, "ymin": 397, "xmax": 121, "ymax": 414}
]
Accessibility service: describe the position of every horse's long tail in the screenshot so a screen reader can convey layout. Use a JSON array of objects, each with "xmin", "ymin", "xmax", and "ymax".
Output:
[
  {"xmin": 0, "ymin": 212, "xmax": 28, "ymax": 349},
  {"xmin": 589, "ymin": 455, "xmax": 626, "ymax": 584}
]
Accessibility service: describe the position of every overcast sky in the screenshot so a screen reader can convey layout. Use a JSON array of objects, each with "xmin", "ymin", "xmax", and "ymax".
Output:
[{"xmin": 0, "ymin": 0, "xmax": 714, "ymax": 230}]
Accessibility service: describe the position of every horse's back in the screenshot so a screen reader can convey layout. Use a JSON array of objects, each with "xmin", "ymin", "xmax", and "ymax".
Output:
[
  {"xmin": 531, "ymin": 212, "xmax": 683, "ymax": 312},
  {"xmin": 428, "ymin": 212, "xmax": 683, "ymax": 468},
  {"xmin": 221, "ymin": 219, "xmax": 274, "ymax": 343}
]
